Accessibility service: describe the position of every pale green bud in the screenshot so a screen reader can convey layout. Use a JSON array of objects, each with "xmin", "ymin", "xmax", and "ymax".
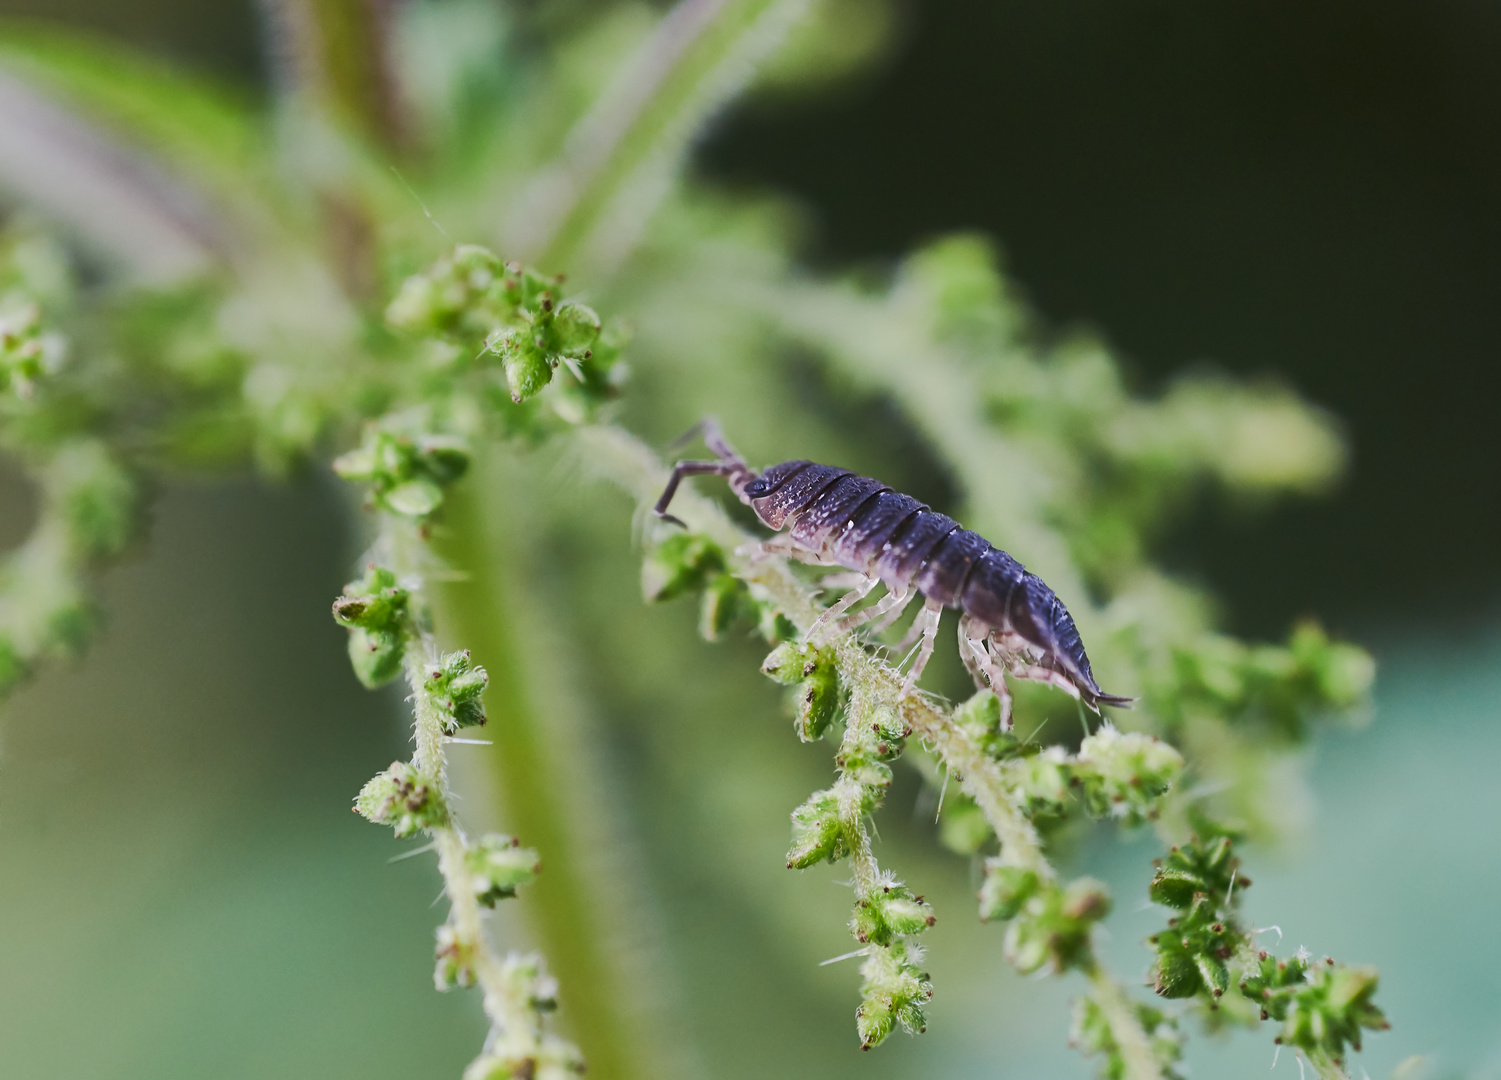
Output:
[
  {"xmin": 424, "ymin": 649, "xmax": 489, "ymax": 731},
  {"xmin": 355, "ymin": 761, "xmax": 447, "ymax": 837},
  {"xmin": 850, "ymin": 875, "xmax": 935, "ymax": 945},
  {"xmin": 464, "ymin": 1036, "xmax": 584, "ymax": 1080},
  {"xmin": 434, "ymin": 922, "xmax": 477, "ymax": 989},
  {"xmin": 787, "ymin": 788, "xmax": 846, "ymax": 868},
  {"xmin": 1075, "ymin": 724, "xmax": 1183, "ymax": 823},
  {"xmin": 466, "ymin": 834, "xmax": 539, "ymax": 906}
]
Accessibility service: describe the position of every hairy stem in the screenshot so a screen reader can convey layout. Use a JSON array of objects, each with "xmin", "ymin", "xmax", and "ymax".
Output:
[
  {"xmin": 401, "ymin": 637, "xmax": 540, "ymax": 1043},
  {"xmin": 437, "ymin": 462, "xmax": 646, "ymax": 1080},
  {"xmin": 1086, "ymin": 964, "xmax": 1165, "ymax": 1080},
  {"xmin": 521, "ymin": 0, "xmax": 810, "ymax": 270}
]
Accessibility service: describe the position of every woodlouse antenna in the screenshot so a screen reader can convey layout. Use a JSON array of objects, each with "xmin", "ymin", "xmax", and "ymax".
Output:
[{"xmin": 654, "ymin": 417, "xmax": 758, "ymax": 527}]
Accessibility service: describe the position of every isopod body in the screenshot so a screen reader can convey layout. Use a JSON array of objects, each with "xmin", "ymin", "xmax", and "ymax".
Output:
[{"xmin": 655, "ymin": 423, "xmax": 1132, "ymax": 720}]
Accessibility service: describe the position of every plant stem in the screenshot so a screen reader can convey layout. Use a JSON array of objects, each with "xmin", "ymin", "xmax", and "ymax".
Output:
[
  {"xmin": 437, "ymin": 457, "xmax": 646, "ymax": 1080},
  {"xmin": 1086, "ymin": 964, "xmax": 1166, "ymax": 1080},
  {"xmin": 522, "ymin": 0, "xmax": 810, "ymax": 270},
  {"xmin": 401, "ymin": 637, "xmax": 540, "ymax": 1045}
]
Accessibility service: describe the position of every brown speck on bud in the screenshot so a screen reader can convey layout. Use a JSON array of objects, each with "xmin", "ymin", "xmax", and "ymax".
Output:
[
  {"xmin": 1258, "ymin": 951, "xmax": 1268, "ymax": 960},
  {"xmin": 1261, "ymin": 1008, "xmax": 1269, "ymax": 1021},
  {"xmin": 925, "ymin": 916, "xmax": 936, "ymax": 927},
  {"xmin": 1325, "ymin": 956, "xmax": 1335, "ymax": 965}
]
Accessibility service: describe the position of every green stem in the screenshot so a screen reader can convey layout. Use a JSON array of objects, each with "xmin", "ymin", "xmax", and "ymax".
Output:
[
  {"xmin": 1086, "ymin": 964, "xmax": 1165, "ymax": 1080},
  {"xmin": 436, "ymin": 457, "xmax": 645, "ymax": 1080},
  {"xmin": 401, "ymin": 638, "xmax": 539, "ymax": 1046},
  {"xmin": 526, "ymin": 0, "xmax": 810, "ymax": 270},
  {"xmin": 1307, "ymin": 1050, "xmax": 1351, "ymax": 1080}
]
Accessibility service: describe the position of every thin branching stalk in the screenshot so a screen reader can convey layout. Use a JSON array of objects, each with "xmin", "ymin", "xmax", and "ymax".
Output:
[
  {"xmin": 515, "ymin": 0, "xmax": 811, "ymax": 270},
  {"xmin": 578, "ymin": 422, "xmax": 1166, "ymax": 1079},
  {"xmin": 377, "ymin": 516, "xmax": 552, "ymax": 1053}
]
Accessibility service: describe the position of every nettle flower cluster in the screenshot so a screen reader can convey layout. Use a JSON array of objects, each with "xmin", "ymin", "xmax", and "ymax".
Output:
[
  {"xmin": 0, "ymin": 236, "xmax": 136, "ymax": 694},
  {"xmin": 640, "ymin": 508, "xmax": 1388, "ymax": 1079},
  {"xmin": 328, "ymin": 246, "xmax": 625, "ymax": 1080}
]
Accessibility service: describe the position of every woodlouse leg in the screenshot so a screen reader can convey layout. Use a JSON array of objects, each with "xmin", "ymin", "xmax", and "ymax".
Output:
[
  {"xmin": 1008, "ymin": 661, "xmax": 1082, "ymax": 701},
  {"xmin": 958, "ymin": 618, "xmax": 1015, "ymax": 730},
  {"xmin": 807, "ymin": 574, "xmax": 880, "ymax": 640},
  {"xmin": 736, "ymin": 535, "xmax": 835, "ymax": 566},
  {"xmin": 898, "ymin": 600, "xmax": 943, "ymax": 697},
  {"xmin": 957, "ymin": 615, "xmax": 1007, "ymax": 687},
  {"xmin": 653, "ymin": 460, "xmax": 731, "ymax": 527},
  {"xmin": 837, "ymin": 582, "xmax": 911, "ymax": 634}
]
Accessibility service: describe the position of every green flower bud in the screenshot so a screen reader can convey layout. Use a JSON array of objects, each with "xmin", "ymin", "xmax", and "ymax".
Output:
[
  {"xmin": 424, "ymin": 649, "xmax": 489, "ymax": 731},
  {"xmin": 549, "ymin": 302, "xmax": 601, "ymax": 355},
  {"xmin": 757, "ymin": 605, "xmax": 799, "ymax": 644},
  {"xmin": 699, "ymin": 573, "xmax": 748, "ymax": 641},
  {"xmin": 644, "ymin": 533, "xmax": 726, "ymax": 603},
  {"xmin": 763, "ymin": 641, "xmax": 842, "ymax": 742},
  {"xmin": 384, "ymin": 478, "xmax": 444, "ymax": 517},
  {"xmin": 1074, "ymin": 725, "xmax": 1183, "ymax": 823},
  {"xmin": 856, "ymin": 940, "xmax": 933, "ymax": 1050},
  {"xmin": 937, "ymin": 795, "xmax": 991, "ymax": 855},
  {"xmin": 0, "ymin": 295, "xmax": 65, "ymax": 399},
  {"xmin": 496, "ymin": 335, "xmax": 554, "ymax": 403},
  {"xmin": 464, "ymin": 1036, "xmax": 585, "ymax": 1080},
  {"xmin": 333, "ymin": 427, "xmax": 471, "ymax": 520},
  {"xmin": 834, "ymin": 751, "xmax": 894, "ymax": 794},
  {"xmin": 855, "ymin": 997, "xmax": 895, "ymax": 1051},
  {"xmin": 466, "ymin": 834, "xmax": 539, "ymax": 906},
  {"xmin": 434, "ymin": 922, "xmax": 477, "ymax": 989},
  {"xmin": 333, "ymin": 565, "xmax": 410, "ymax": 688},
  {"xmin": 787, "ymin": 788, "xmax": 846, "ymax": 868},
  {"xmin": 355, "ymin": 761, "xmax": 447, "ymax": 837},
  {"xmin": 1003, "ymin": 877, "xmax": 1110, "ymax": 975},
  {"xmin": 796, "ymin": 662, "xmax": 840, "ymax": 742},
  {"xmin": 850, "ymin": 876, "xmax": 935, "ymax": 946},
  {"xmin": 953, "ymin": 689, "xmax": 1022, "ymax": 759},
  {"xmin": 1152, "ymin": 941, "xmax": 1203, "ymax": 999},
  {"xmin": 346, "ymin": 627, "xmax": 406, "ymax": 687},
  {"xmin": 500, "ymin": 953, "xmax": 560, "ymax": 1013},
  {"xmin": 1016, "ymin": 747, "xmax": 1072, "ymax": 816},
  {"xmin": 978, "ymin": 860, "xmax": 1040, "ymax": 922}
]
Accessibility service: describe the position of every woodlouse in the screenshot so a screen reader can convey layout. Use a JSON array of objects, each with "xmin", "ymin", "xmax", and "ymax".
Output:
[{"xmin": 655, "ymin": 422, "xmax": 1132, "ymax": 723}]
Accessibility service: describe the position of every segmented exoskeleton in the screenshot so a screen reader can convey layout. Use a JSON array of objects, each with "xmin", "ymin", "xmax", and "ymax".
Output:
[{"xmin": 655, "ymin": 422, "xmax": 1132, "ymax": 726}]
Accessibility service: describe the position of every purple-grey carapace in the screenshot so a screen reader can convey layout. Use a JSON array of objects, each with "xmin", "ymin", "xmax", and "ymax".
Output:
[{"xmin": 654, "ymin": 421, "xmax": 1133, "ymax": 718}]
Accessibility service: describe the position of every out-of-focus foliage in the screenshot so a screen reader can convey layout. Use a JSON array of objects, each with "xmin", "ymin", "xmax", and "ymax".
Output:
[{"xmin": 0, "ymin": 2, "xmax": 1396, "ymax": 1080}]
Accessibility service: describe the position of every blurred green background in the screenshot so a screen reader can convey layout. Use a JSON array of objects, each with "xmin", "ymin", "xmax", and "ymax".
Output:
[{"xmin": 1, "ymin": 1, "xmax": 1499, "ymax": 1078}]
